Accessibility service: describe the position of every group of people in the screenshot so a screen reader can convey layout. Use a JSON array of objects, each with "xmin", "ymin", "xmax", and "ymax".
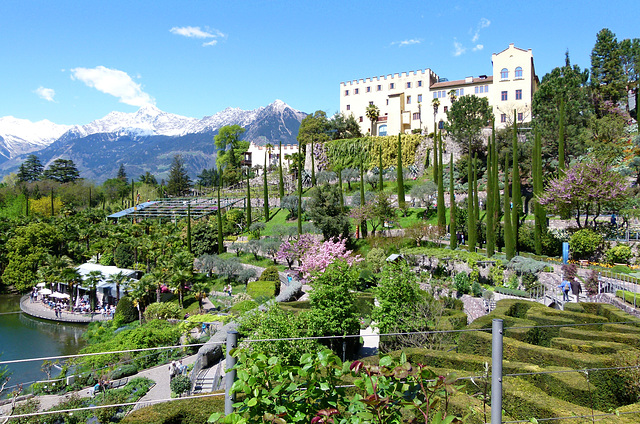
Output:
[
  {"xmin": 559, "ymin": 279, "xmax": 583, "ymax": 302},
  {"xmin": 169, "ymin": 360, "xmax": 187, "ymax": 379},
  {"xmin": 223, "ymin": 284, "xmax": 233, "ymax": 297},
  {"xmin": 89, "ymin": 377, "xmax": 111, "ymax": 397}
]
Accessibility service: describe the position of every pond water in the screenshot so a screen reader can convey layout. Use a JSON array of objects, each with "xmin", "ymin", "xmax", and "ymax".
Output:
[{"xmin": 0, "ymin": 294, "xmax": 87, "ymax": 392}]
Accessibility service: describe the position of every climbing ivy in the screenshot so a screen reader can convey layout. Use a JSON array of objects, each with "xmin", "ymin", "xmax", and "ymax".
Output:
[{"xmin": 325, "ymin": 135, "xmax": 423, "ymax": 171}]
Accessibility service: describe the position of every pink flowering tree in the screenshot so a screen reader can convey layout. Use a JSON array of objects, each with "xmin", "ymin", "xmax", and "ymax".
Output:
[
  {"xmin": 538, "ymin": 162, "xmax": 628, "ymax": 228},
  {"xmin": 276, "ymin": 234, "xmax": 361, "ymax": 279}
]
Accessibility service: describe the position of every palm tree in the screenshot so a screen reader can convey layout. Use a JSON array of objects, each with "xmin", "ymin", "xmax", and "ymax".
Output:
[
  {"xmin": 431, "ymin": 98, "xmax": 440, "ymax": 134},
  {"xmin": 110, "ymin": 271, "xmax": 132, "ymax": 304},
  {"xmin": 61, "ymin": 268, "xmax": 82, "ymax": 311},
  {"xmin": 365, "ymin": 104, "xmax": 380, "ymax": 136},
  {"xmin": 190, "ymin": 274, "xmax": 210, "ymax": 313},
  {"xmin": 85, "ymin": 270, "xmax": 103, "ymax": 311},
  {"xmin": 448, "ymin": 89, "xmax": 457, "ymax": 104},
  {"xmin": 130, "ymin": 274, "xmax": 154, "ymax": 322}
]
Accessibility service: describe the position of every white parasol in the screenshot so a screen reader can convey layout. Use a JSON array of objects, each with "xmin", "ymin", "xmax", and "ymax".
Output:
[
  {"xmin": 36, "ymin": 282, "xmax": 46, "ymax": 288},
  {"xmin": 39, "ymin": 288, "xmax": 52, "ymax": 295}
]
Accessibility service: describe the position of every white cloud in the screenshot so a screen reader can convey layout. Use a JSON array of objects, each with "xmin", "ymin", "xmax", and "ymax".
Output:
[
  {"xmin": 170, "ymin": 26, "xmax": 226, "ymax": 47},
  {"xmin": 453, "ymin": 40, "xmax": 466, "ymax": 57},
  {"xmin": 35, "ymin": 86, "xmax": 56, "ymax": 102},
  {"xmin": 391, "ymin": 38, "xmax": 421, "ymax": 47},
  {"xmin": 473, "ymin": 44, "xmax": 484, "ymax": 51},
  {"xmin": 70, "ymin": 66, "xmax": 155, "ymax": 106},
  {"xmin": 471, "ymin": 18, "xmax": 491, "ymax": 43}
]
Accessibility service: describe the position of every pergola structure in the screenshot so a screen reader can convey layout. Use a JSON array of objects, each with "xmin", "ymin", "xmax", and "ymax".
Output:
[{"xmin": 107, "ymin": 197, "xmax": 245, "ymax": 221}]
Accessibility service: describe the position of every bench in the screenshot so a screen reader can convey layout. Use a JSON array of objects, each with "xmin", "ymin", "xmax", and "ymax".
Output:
[{"xmin": 109, "ymin": 377, "xmax": 129, "ymax": 389}]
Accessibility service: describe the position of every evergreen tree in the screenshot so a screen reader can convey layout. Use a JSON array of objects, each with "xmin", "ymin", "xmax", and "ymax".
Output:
[
  {"xmin": 117, "ymin": 163, "xmax": 127, "ymax": 181},
  {"xmin": 278, "ymin": 141, "xmax": 285, "ymax": 199},
  {"xmin": 437, "ymin": 132, "xmax": 446, "ymax": 229},
  {"xmin": 166, "ymin": 155, "xmax": 191, "ymax": 196},
  {"xmin": 297, "ymin": 153, "xmax": 303, "ymax": 236},
  {"xmin": 591, "ymin": 28, "xmax": 625, "ymax": 109},
  {"xmin": 360, "ymin": 163, "xmax": 368, "ymax": 238},
  {"xmin": 486, "ymin": 123, "xmax": 495, "ymax": 257},
  {"xmin": 504, "ymin": 156, "xmax": 515, "ymax": 259},
  {"xmin": 263, "ymin": 152, "xmax": 270, "ymax": 221},
  {"xmin": 337, "ymin": 166, "xmax": 344, "ymax": 211},
  {"xmin": 558, "ymin": 98, "xmax": 565, "ymax": 174},
  {"xmin": 473, "ymin": 154, "xmax": 479, "ymax": 223},
  {"xmin": 533, "ymin": 130, "xmax": 544, "ymax": 255},
  {"xmin": 246, "ymin": 169, "xmax": 252, "ymax": 227},
  {"xmin": 378, "ymin": 145, "xmax": 384, "ymax": 192},
  {"xmin": 433, "ymin": 133, "xmax": 439, "ymax": 184},
  {"xmin": 467, "ymin": 140, "xmax": 476, "ymax": 250},
  {"xmin": 187, "ymin": 204, "xmax": 192, "ymax": 254},
  {"xmin": 511, "ymin": 111, "xmax": 522, "ymax": 252},
  {"xmin": 43, "ymin": 159, "xmax": 80, "ymax": 183},
  {"xmin": 17, "ymin": 155, "xmax": 43, "ymax": 182},
  {"xmin": 396, "ymin": 134, "xmax": 406, "ymax": 209},
  {"xmin": 449, "ymin": 152, "xmax": 457, "ymax": 250},
  {"xmin": 217, "ymin": 168, "xmax": 224, "ymax": 254},
  {"xmin": 311, "ymin": 139, "xmax": 316, "ymax": 187}
]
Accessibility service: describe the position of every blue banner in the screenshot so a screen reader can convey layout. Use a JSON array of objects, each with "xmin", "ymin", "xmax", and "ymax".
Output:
[{"xmin": 562, "ymin": 242, "xmax": 569, "ymax": 264}]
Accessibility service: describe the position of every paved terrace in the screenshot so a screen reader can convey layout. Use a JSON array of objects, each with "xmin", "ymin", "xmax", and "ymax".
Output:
[{"xmin": 20, "ymin": 296, "xmax": 112, "ymax": 324}]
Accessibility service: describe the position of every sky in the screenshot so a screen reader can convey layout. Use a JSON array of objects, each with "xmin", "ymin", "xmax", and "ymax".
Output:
[{"xmin": 1, "ymin": 0, "xmax": 638, "ymax": 126}]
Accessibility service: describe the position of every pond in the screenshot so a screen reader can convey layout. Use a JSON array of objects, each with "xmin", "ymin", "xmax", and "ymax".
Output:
[{"xmin": 0, "ymin": 294, "xmax": 87, "ymax": 393}]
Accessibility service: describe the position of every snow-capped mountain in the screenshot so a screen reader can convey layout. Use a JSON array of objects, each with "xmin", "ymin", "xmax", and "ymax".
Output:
[
  {"xmin": 0, "ymin": 100, "xmax": 306, "ymax": 183},
  {"xmin": 0, "ymin": 117, "xmax": 71, "ymax": 160}
]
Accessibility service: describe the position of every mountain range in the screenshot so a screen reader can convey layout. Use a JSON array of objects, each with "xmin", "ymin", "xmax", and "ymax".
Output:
[{"xmin": 0, "ymin": 100, "xmax": 306, "ymax": 183}]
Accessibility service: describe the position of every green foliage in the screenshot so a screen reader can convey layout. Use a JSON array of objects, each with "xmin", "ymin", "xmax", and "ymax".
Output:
[
  {"xmin": 258, "ymin": 265, "xmax": 280, "ymax": 282},
  {"xmin": 99, "ymin": 252, "xmax": 115, "ymax": 266},
  {"xmin": 518, "ymin": 224, "xmax": 562, "ymax": 256},
  {"xmin": 605, "ymin": 244, "xmax": 633, "ymax": 264},
  {"xmin": 246, "ymin": 280, "xmax": 278, "ymax": 299},
  {"xmin": 365, "ymin": 247, "xmax": 386, "ymax": 272},
  {"xmin": 114, "ymin": 243, "xmax": 135, "ymax": 268},
  {"xmin": 494, "ymin": 286, "xmax": 530, "ymax": 297},
  {"xmin": 306, "ymin": 183, "xmax": 351, "ymax": 240},
  {"xmin": 191, "ymin": 220, "xmax": 219, "ymax": 257},
  {"xmin": 569, "ymin": 228, "xmax": 604, "ymax": 259},
  {"xmin": 505, "ymin": 256, "xmax": 548, "ymax": 276},
  {"xmin": 324, "ymin": 135, "xmax": 422, "ymax": 171},
  {"xmin": 616, "ymin": 290, "xmax": 640, "ymax": 306},
  {"xmin": 170, "ymin": 375, "xmax": 191, "ymax": 396},
  {"xmin": 229, "ymin": 299, "xmax": 259, "ymax": 315},
  {"xmin": 123, "ymin": 396, "xmax": 225, "ymax": 424},
  {"xmin": 489, "ymin": 260, "xmax": 505, "ymax": 286},
  {"xmin": 444, "ymin": 95, "xmax": 493, "ymax": 155},
  {"xmin": 237, "ymin": 304, "xmax": 322, "ymax": 365},
  {"xmin": 166, "ymin": 154, "xmax": 192, "ymax": 196},
  {"xmin": 114, "ymin": 296, "xmax": 138, "ymax": 326},
  {"xmin": 143, "ymin": 302, "xmax": 182, "ymax": 321},
  {"xmin": 454, "ymin": 272, "xmax": 471, "ymax": 295},
  {"xmin": 210, "ymin": 349, "xmax": 463, "ymax": 424}
]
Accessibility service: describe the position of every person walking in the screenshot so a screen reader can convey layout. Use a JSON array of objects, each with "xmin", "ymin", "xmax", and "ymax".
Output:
[
  {"xmin": 570, "ymin": 280, "xmax": 583, "ymax": 303},
  {"xmin": 559, "ymin": 280, "xmax": 571, "ymax": 302}
]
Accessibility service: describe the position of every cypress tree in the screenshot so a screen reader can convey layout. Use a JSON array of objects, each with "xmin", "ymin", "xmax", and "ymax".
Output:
[
  {"xmin": 533, "ymin": 130, "xmax": 545, "ymax": 255},
  {"xmin": 486, "ymin": 124, "xmax": 495, "ymax": 257},
  {"xmin": 378, "ymin": 145, "xmax": 384, "ymax": 192},
  {"xmin": 187, "ymin": 203, "xmax": 192, "ymax": 253},
  {"xmin": 432, "ymin": 134, "xmax": 439, "ymax": 184},
  {"xmin": 246, "ymin": 169, "xmax": 252, "ymax": 227},
  {"xmin": 360, "ymin": 163, "xmax": 368, "ymax": 238},
  {"xmin": 511, "ymin": 110, "xmax": 521, "ymax": 252},
  {"xmin": 467, "ymin": 140, "xmax": 476, "ymax": 250},
  {"xmin": 51, "ymin": 188, "xmax": 54, "ymax": 217},
  {"xmin": 338, "ymin": 167, "xmax": 344, "ymax": 212},
  {"xmin": 25, "ymin": 193, "xmax": 29, "ymax": 216},
  {"xmin": 311, "ymin": 139, "xmax": 316, "ymax": 186},
  {"xmin": 278, "ymin": 141, "xmax": 285, "ymax": 199},
  {"xmin": 263, "ymin": 153, "xmax": 269, "ymax": 221},
  {"xmin": 473, "ymin": 153, "xmax": 480, "ymax": 223},
  {"xmin": 437, "ymin": 132, "xmax": 446, "ymax": 229},
  {"xmin": 297, "ymin": 153, "xmax": 302, "ymax": 236},
  {"xmin": 504, "ymin": 156, "xmax": 515, "ymax": 259},
  {"xmin": 449, "ymin": 152, "xmax": 457, "ymax": 250},
  {"xmin": 217, "ymin": 170, "xmax": 224, "ymax": 254},
  {"xmin": 396, "ymin": 133, "xmax": 406, "ymax": 209},
  {"xmin": 558, "ymin": 98, "xmax": 566, "ymax": 174}
]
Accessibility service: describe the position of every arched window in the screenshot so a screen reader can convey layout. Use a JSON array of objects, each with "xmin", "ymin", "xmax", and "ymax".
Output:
[
  {"xmin": 379, "ymin": 124, "xmax": 388, "ymax": 136},
  {"xmin": 515, "ymin": 66, "xmax": 523, "ymax": 79},
  {"xmin": 500, "ymin": 68, "xmax": 508, "ymax": 80}
]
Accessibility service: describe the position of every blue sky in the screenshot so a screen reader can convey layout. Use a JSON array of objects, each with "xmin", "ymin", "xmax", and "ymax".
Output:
[{"xmin": 1, "ymin": 0, "xmax": 638, "ymax": 125}]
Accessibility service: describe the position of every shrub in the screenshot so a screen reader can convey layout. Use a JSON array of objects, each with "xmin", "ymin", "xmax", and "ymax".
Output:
[
  {"xmin": 143, "ymin": 302, "xmax": 182, "ymax": 321},
  {"xmin": 605, "ymin": 244, "xmax": 632, "ymax": 264},
  {"xmin": 494, "ymin": 286, "xmax": 529, "ymax": 297},
  {"xmin": 247, "ymin": 281, "xmax": 278, "ymax": 299},
  {"xmin": 258, "ymin": 266, "xmax": 280, "ymax": 283},
  {"xmin": 170, "ymin": 375, "xmax": 191, "ymax": 396},
  {"xmin": 114, "ymin": 297, "xmax": 138, "ymax": 326},
  {"xmin": 489, "ymin": 260, "xmax": 505, "ymax": 286},
  {"xmin": 99, "ymin": 252, "xmax": 115, "ymax": 266},
  {"xmin": 114, "ymin": 243, "xmax": 135, "ymax": 268},
  {"xmin": 366, "ymin": 247, "xmax": 386, "ymax": 272},
  {"xmin": 110, "ymin": 363, "xmax": 139, "ymax": 380},
  {"xmin": 229, "ymin": 299, "xmax": 258, "ymax": 315},
  {"xmin": 453, "ymin": 272, "xmax": 470, "ymax": 295},
  {"xmin": 506, "ymin": 256, "xmax": 547, "ymax": 275},
  {"xmin": 521, "ymin": 273, "xmax": 540, "ymax": 291},
  {"xmin": 471, "ymin": 280, "xmax": 483, "ymax": 297},
  {"xmin": 569, "ymin": 229, "xmax": 603, "ymax": 260}
]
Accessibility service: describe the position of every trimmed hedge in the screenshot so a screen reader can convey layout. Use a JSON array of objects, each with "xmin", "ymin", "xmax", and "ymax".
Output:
[
  {"xmin": 616, "ymin": 289, "xmax": 640, "ymax": 306},
  {"xmin": 279, "ymin": 300, "xmax": 311, "ymax": 314},
  {"xmin": 122, "ymin": 394, "xmax": 224, "ymax": 423},
  {"xmin": 558, "ymin": 326, "xmax": 640, "ymax": 349},
  {"xmin": 246, "ymin": 280, "xmax": 278, "ymax": 299},
  {"xmin": 550, "ymin": 337, "xmax": 633, "ymax": 355}
]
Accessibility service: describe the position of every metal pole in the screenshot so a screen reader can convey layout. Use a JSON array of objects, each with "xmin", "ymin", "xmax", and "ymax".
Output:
[
  {"xmin": 225, "ymin": 330, "xmax": 238, "ymax": 415},
  {"xmin": 491, "ymin": 319, "xmax": 504, "ymax": 424}
]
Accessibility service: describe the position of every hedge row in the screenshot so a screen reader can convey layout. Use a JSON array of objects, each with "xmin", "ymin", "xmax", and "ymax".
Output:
[
  {"xmin": 247, "ymin": 280, "xmax": 278, "ymax": 299},
  {"xmin": 549, "ymin": 337, "xmax": 632, "ymax": 355},
  {"xmin": 557, "ymin": 326, "xmax": 640, "ymax": 348},
  {"xmin": 616, "ymin": 289, "xmax": 640, "ymax": 306},
  {"xmin": 122, "ymin": 394, "xmax": 225, "ymax": 424}
]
